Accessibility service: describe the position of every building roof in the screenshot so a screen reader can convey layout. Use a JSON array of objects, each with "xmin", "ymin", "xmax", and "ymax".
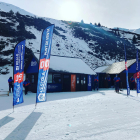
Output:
[
  {"xmin": 33, "ymin": 53, "xmax": 95, "ymax": 75},
  {"xmin": 101, "ymin": 59, "xmax": 136, "ymax": 74},
  {"xmin": 94, "ymin": 65, "xmax": 110, "ymax": 73}
]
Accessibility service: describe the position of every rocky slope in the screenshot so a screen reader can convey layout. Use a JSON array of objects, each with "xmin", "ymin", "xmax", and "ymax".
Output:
[{"xmin": 0, "ymin": 2, "xmax": 140, "ymax": 75}]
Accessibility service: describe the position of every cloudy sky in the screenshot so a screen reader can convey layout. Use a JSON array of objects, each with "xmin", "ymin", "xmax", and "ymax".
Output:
[{"xmin": 0, "ymin": 0, "xmax": 140, "ymax": 29}]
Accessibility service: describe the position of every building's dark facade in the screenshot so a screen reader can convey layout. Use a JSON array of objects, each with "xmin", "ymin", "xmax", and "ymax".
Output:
[
  {"xmin": 95, "ymin": 59, "xmax": 139, "ymax": 89},
  {"xmin": 24, "ymin": 54, "xmax": 95, "ymax": 93}
]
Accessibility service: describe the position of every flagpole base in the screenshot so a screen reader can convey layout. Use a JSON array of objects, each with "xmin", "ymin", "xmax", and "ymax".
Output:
[{"xmin": 35, "ymin": 103, "xmax": 37, "ymax": 109}]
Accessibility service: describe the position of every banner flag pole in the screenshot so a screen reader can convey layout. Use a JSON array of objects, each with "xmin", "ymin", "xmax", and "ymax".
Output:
[
  {"xmin": 13, "ymin": 40, "xmax": 25, "ymax": 110},
  {"xmin": 123, "ymin": 37, "xmax": 130, "ymax": 96},
  {"xmin": 35, "ymin": 102, "xmax": 37, "ymax": 109},
  {"xmin": 136, "ymin": 49, "xmax": 140, "ymax": 96},
  {"xmin": 36, "ymin": 24, "xmax": 54, "ymax": 107}
]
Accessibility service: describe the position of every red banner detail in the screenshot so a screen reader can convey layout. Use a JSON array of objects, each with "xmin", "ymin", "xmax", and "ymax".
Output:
[
  {"xmin": 125, "ymin": 62, "xmax": 128, "ymax": 70},
  {"xmin": 14, "ymin": 72, "xmax": 24, "ymax": 83},
  {"xmin": 39, "ymin": 58, "xmax": 50, "ymax": 70},
  {"xmin": 137, "ymin": 71, "xmax": 140, "ymax": 79},
  {"xmin": 71, "ymin": 75, "xmax": 76, "ymax": 91}
]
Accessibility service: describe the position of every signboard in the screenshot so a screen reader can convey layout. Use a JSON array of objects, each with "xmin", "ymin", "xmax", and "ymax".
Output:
[
  {"xmin": 71, "ymin": 75, "xmax": 76, "ymax": 91},
  {"xmin": 26, "ymin": 57, "xmax": 39, "ymax": 73},
  {"xmin": 47, "ymin": 83, "xmax": 62, "ymax": 92},
  {"xmin": 87, "ymin": 75, "xmax": 92, "ymax": 91}
]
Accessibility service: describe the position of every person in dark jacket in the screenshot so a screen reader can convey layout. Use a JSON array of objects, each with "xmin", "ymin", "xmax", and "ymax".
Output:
[
  {"xmin": 114, "ymin": 75, "xmax": 120, "ymax": 93},
  {"xmin": 23, "ymin": 78, "xmax": 30, "ymax": 95},
  {"xmin": 107, "ymin": 75, "xmax": 111, "ymax": 88},
  {"xmin": 94, "ymin": 74, "xmax": 99, "ymax": 91},
  {"xmin": 8, "ymin": 77, "xmax": 13, "ymax": 93},
  {"xmin": 130, "ymin": 76, "xmax": 135, "ymax": 90},
  {"xmin": 113, "ymin": 75, "xmax": 117, "ymax": 92}
]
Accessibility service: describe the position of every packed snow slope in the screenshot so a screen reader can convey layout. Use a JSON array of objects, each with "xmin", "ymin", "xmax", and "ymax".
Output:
[
  {"xmin": 0, "ymin": 89, "xmax": 140, "ymax": 140},
  {"xmin": 0, "ymin": 2, "xmax": 140, "ymax": 75}
]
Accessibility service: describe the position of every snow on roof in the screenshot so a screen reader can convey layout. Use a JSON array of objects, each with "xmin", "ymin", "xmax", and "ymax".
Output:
[
  {"xmin": 50, "ymin": 56, "xmax": 95, "ymax": 74},
  {"xmin": 94, "ymin": 65, "xmax": 110, "ymax": 73},
  {"xmin": 101, "ymin": 59, "xmax": 136, "ymax": 74},
  {"xmin": 34, "ymin": 53, "xmax": 95, "ymax": 75}
]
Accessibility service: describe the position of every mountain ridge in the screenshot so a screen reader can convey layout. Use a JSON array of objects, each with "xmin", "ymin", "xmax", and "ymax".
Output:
[{"xmin": 0, "ymin": 2, "xmax": 140, "ymax": 75}]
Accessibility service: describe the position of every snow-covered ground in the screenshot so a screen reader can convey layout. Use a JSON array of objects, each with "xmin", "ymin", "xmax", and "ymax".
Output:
[{"xmin": 0, "ymin": 89, "xmax": 140, "ymax": 140}]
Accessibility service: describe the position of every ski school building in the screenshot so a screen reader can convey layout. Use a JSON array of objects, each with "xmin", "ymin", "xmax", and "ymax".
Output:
[
  {"xmin": 95, "ymin": 59, "xmax": 139, "ymax": 88},
  {"xmin": 24, "ymin": 53, "xmax": 96, "ymax": 93}
]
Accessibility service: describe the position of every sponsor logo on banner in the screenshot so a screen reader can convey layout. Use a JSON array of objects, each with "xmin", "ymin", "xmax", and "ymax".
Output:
[
  {"xmin": 39, "ymin": 59, "xmax": 50, "ymax": 70},
  {"xmin": 13, "ymin": 40, "xmax": 25, "ymax": 106},
  {"xmin": 38, "ymin": 71, "xmax": 47, "ymax": 102},
  {"xmin": 136, "ymin": 62, "xmax": 138, "ymax": 71},
  {"xmin": 38, "ymin": 93, "xmax": 46, "ymax": 101},
  {"xmin": 14, "ymin": 72, "xmax": 24, "ymax": 83},
  {"xmin": 36, "ymin": 25, "xmax": 54, "ymax": 103}
]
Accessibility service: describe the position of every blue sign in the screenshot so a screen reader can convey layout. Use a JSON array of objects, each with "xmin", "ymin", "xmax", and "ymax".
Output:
[
  {"xmin": 87, "ymin": 75, "xmax": 92, "ymax": 91},
  {"xmin": 47, "ymin": 84, "xmax": 62, "ymax": 92},
  {"xmin": 36, "ymin": 25, "xmax": 54, "ymax": 103},
  {"xmin": 26, "ymin": 57, "xmax": 39, "ymax": 73},
  {"xmin": 13, "ymin": 40, "xmax": 25, "ymax": 106}
]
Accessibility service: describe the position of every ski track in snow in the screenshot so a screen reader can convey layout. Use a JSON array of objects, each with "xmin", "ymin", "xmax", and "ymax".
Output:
[{"xmin": 0, "ymin": 89, "xmax": 140, "ymax": 140}]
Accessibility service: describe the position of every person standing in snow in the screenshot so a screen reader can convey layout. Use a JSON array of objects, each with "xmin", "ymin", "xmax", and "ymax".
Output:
[
  {"xmin": 130, "ymin": 76, "xmax": 135, "ymax": 90},
  {"xmin": 107, "ymin": 75, "xmax": 111, "ymax": 88},
  {"xmin": 23, "ymin": 78, "xmax": 30, "ymax": 95},
  {"xmin": 114, "ymin": 75, "xmax": 120, "ymax": 93},
  {"xmin": 113, "ymin": 75, "xmax": 117, "ymax": 92},
  {"xmin": 8, "ymin": 77, "xmax": 13, "ymax": 93},
  {"xmin": 94, "ymin": 74, "xmax": 99, "ymax": 91},
  {"xmin": 135, "ymin": 74, "xmax": 140, "ymax": 90}
]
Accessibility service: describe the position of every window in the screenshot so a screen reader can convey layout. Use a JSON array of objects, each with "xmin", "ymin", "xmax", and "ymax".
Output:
[
  {"xmin": 53, "ymin": 74, "xmax": 62, "ymax": 83},
  {"xmin": 31, "ymin": 75, "xmax": 34, "ymax": 84},
  {"xmin": 48, "ymin": 74, "xmax": 52, "ymax": 83},
  {"xmin": 77, "ymin": 77, "xmax": 79, "ymax": 84},
  {"xmin": 81, "ymin": 80, "xmax": 83, "ymax": 85},
  {"xmin": 84, "ymin": 77, "xmax": 86, "ymax": 84}
]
